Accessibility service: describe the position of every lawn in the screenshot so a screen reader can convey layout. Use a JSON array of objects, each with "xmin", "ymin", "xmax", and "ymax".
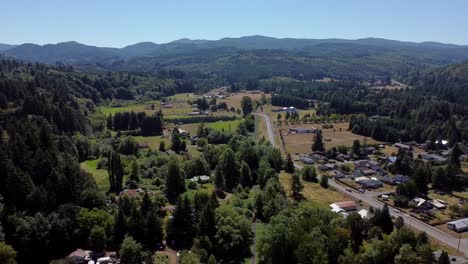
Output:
[
  {"xmin": 453, "ymin": 188, "xmax": 468, "ymax": 199},
  {"xmin": 278, "ymin": 171, "xmax": 351, "ymax": 208},
  {"xmin": 80, "ymin": 159, "xmax": 109, "ymax": 191}
]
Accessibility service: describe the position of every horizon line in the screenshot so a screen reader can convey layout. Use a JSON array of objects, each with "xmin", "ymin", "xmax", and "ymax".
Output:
[{"xmin": 1, "ymin": 35, "xmax": 467, "ymax": 49}]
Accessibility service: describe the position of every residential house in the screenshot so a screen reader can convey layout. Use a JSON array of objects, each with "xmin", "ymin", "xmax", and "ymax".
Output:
[
  {"xmin": 288, "ymin": 127, "xmax": 317, "ymax": 134},
  {"xmin": 360, "ymin": 179, "xmax": 383, "ymax": 189},
  {"xmin": 413, "ymin": 198, "xmax": 433, "ymax": 211},
  {"xmin": 386, "ymin": 156, "xmax": 397, "ymax": 164},
  {"xmin": 394, "ymin": 143, "xmax": 412, "ymax": 150},
  {"xmin": 336, "ymin": 153, "xmax": 350, "ymax": 162},
  {"xmin": 420, "ymin": 153, "xmax": 447, "ymax": 163},
  {"xmin": 318, "ymin": 164, "xmax": 333, "ymax": 171},
  {"xmin": 430, "ymin": 199, "xmax": 447, "ymax": 210},
  {"xmin": 358, "ymin": 209, "xmax": 370, "ymax": 219},
  {"xmin": 331, "ymin": 170, "xmax": 346, "ymax": 179},
  {"xmin": 361, "ymin": 169, "xmax": 376, "ymax": 176},
  {"xmin": 177, "ymin": 128, "xmax": 189, "ymax": 137},
  {"xmin": 330, "ymin": 201, "xmax": 357, "ymax": 211},
  {"xmin": 447, "ymin": 218, "xmax": 468, "ymax": 233},
  {"xmin": 299, "ymin": 156, "xmax": 314, "ymax": 164},
  {"xmin": 311, "ymin": 154, "xmax": 328, "ymax": 163},
  {"xmin": 382, "ymin": 174, "xmax": 410, "ymax": 185},
  {"xmin": 190, "ymin": 175, "xmax": 211, "ymax": 184},
  {"xmin": 282, "ymin": 106, "xmax": 297, "ymax": 113}
]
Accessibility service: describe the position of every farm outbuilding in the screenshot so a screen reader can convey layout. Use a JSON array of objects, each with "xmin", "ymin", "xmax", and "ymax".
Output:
[{"xmin": 447, "ymin": 218, "xmax": 468, "ymax": 233}]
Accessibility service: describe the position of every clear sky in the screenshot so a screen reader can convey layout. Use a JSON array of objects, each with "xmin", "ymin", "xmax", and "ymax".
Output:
[{"xmin": 1, "ymin": 0, "xmax": 467, "ymax": 47}]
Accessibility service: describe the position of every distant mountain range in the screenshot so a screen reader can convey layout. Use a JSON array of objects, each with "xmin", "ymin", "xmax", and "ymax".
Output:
[{"xmin": 2, "ymin": 35, "xmax": 468, "ymax": 79}]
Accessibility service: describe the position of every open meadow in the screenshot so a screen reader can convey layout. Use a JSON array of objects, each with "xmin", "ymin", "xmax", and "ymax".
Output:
[{"xmin": 278, "ymin": 122, "xmax": 382, "ymax": 154}]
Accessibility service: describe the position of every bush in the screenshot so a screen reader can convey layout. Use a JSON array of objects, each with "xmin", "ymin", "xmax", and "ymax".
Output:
[
  {"xmin": 188, "ymin": 181, "xmax": 198, "ymax": 190},
  {"xmin": 320, "ymin": 175, "xmax": 329, "ymax": 188}
]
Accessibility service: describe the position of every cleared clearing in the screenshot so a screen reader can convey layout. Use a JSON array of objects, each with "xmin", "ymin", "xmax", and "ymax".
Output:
[
  {"xmin": 279, "ymin": 171, "xmax": 350, "ymax": 208},
  {"xmin": 80, "ymin": 159, "xmax": 109, "ymax": 191},
  {"xmin": 279, "ymin": 122, "xmax": 382, "ymax": 153}
]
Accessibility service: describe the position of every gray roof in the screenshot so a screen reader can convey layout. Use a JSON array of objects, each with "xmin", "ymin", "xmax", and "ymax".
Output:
[{"xmin": 447, "ymin": 218, "xmax": 468, "ymax": 229}]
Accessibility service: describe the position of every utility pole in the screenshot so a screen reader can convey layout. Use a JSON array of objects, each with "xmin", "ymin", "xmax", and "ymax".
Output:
[{"xmin": 458, "ymin": 233, "xmax": 461, "ymax": 253}]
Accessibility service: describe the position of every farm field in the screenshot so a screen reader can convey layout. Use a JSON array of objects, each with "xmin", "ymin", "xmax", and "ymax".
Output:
[
  {"xmin": 80, "ymin": 159, "xmax": 109, "ymax": 191},
  {"xmin": 98, "ymin": 101, "xmax": 159, "ymax": 116},
  {"xmin": 181, "ymin": 120, "xmax": 242, "ymax": 134},
  {"xmin": 279, "ymin": 171, "xmax": 351, "ymax": 208},
  {"xmin": 278, "ymin": 122, "xmax": 382, "ymax": 154},
  {"xmin": 98, "ymin": 100, "xmax": 196, "ymax": 116},
  {"xmin": 217, "ymin": 91, "xmax": 266, "ymax": 109}
]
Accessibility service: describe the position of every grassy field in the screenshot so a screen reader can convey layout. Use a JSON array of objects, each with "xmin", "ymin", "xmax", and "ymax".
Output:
[
  {"xmin": 181, "ymin": 120, "xmax": 242, "ymax": 134},
  {"xmin": 182, "ymin": 182, "xmax": 215, "ymax": 200},
  {"xmin": 154, "ymin": 253, "xmax": 169, "ymax": 264},
  {"xmin": 134, "ymin": 135, "xmax": 171, "ymax": 150},
  {"xmin": 98, "ymin": 100, "xmax": 196, "ymax": 117},
  {"xmin": 255, "ymin": 114, "xmax": 269, "ymax": 141},
  {"xmin": 279, "ymin": 171, "xmax": 351, "ymax": 208},
  {"xmin": 218, "ymin": 91, "xmax": 266, "ymax": 109},
  {"xmin": 80, "ymin": 159, "xmax": 109, "ymax": 191},
  {"xmin": 167, "ymin": 92, "xmax": 196, "ymax": 101},
  {"xmin": 279, "ymin": 122, "xmax": 382, "ymax": 154},
  {"xmin": 98, "ymin": 101, "xmax": 159, "ymax": 116}
]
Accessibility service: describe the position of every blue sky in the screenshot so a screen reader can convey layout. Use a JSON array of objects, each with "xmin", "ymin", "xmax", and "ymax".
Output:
[{"xmin": 1, "ymin": 0, "xmax": 467, "ymax": 47}]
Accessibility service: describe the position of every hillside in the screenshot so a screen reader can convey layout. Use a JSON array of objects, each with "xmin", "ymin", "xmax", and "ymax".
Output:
[{"xmin": 3, "ymin": 36, "xmax": 468, "ymax": 80}]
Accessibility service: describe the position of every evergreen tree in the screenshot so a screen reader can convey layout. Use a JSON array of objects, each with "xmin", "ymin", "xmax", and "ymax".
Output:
[
  {"xmin": 140, "ymin": 192, "xmax": 153, "ymax": 216},
  {"xmin": 218, "ymin": 148, "xmax": 240, "ymax": 191},
  {"xmin": 290, "ymin": 172, "xmax": 303, "ymax": 200},
  {"xmin": 351, "ymin": 139, "xmax": 361, "ymax": 157},
  {"xmin": 159, "ymin": 141, "xmax": 166, "ymax": 152},
  {"xmin": 128, "ymin": 161, "xmax": 140, "ymax": 183},
  {"xmin": 165, "ymin": 158, "xmax": 186, "ymax": 201},
  {"xmin": 214, "ymin": 166, "xmax": 225, "ymax": 191},
  {"xmin": 437, "ymin": 251, "xmax": 450, "ymax": 264},
  {"xmin": 312, "ymin": 131, "xmax": 325, "ymax": 152},
  {"xmin": 171, "ymin": 128, "xmax": 182, "ymax": 152},
  {"xmin": 114, "ymin": 208, "xmax": 127, "ymax": 246},
  {"xmin": 241, "ymin": 96, "xmax": 253, "ymax": 116},
  {"xmin": 347, "ymin": 212, "xmax": 364, "ymax": 253},
  {"xmin": 89, "ymin": 225, "xmax": 106, "ymax": 252},
  {"xmin": 240, "ymin": 161, "xmax": 253, "ymax": 187},
  {"xmin": 143, "ymin": 209, "xmax": 163, "ymax": 250},
  {"xmin": 108, "ymin": 151, "xmax": 124, "ymax": 194},
  {"xmin": 285, "ymin": 153, "xmax": 295, "ymax": 173},
  {"xmin": 320, "ymin": 175, "xmax": 329, "ymax": 188}
]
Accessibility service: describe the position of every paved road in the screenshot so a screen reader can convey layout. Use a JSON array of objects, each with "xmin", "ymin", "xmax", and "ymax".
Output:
[
  {"xmin": 254, "ymin": 112, "xmax": 276, "ymax": 147},
  {"xmin": 255, "ymin": 112, "xmax": 468, "ymax": 255}
]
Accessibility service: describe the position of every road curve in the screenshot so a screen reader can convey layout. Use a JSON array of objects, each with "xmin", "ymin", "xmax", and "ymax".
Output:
[
  {"xmin": 255, "ymin": 111, "xmax": 468, "ymax": 255},
  {"xmin": 254, "ymin": 112, "xmax": 276, "ymax": 147}
]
